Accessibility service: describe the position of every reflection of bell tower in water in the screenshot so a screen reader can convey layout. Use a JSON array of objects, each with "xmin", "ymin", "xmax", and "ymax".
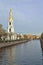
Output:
[{"xmin": 8, "ymin": 8, "xmax": 14, "ymax": 40}]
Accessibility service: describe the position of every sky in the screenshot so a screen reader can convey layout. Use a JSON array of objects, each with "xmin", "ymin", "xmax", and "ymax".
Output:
[{"xmin": 0, "ymin": 0, "xmax": 43, "ymax": 34}]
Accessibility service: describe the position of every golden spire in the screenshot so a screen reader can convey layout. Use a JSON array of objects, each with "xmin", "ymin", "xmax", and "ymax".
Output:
[{"xmin": 9, "ymin": 8, "xmax": 13, "ymax": 22}]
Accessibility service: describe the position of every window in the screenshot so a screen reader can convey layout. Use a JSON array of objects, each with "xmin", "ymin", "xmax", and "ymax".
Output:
[
  {"xmin": 9, "ymin": 28, "xmax": 11, "ymax": 32},
  {"xmin": 9, "ymin": 22, "xmax": 11, "ymax": 25}
]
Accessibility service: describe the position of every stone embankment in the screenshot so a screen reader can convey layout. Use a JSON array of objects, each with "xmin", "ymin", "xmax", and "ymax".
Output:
[{"xmin": 0, "ymin": 40, "xmax": 29, "ymax": 48}]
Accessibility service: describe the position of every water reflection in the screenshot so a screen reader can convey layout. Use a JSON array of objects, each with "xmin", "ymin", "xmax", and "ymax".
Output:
[
  {"xmin": 40, "ymin": 40, "xmax": 43, "ymax": 65},
  {"xmin": 0, "ymin": 48, "xmax": 6, "ymax": 65},
  {"xmin": 0, "ymin": 46, "xmax": 16, "ymax": 65},
  {"xmin": 40, "ymin": 40, "xmax": 43, "ymax": 55},
  {"xmin": 0, "ymin": 40, "xmax": 42, "ymax": 65}
]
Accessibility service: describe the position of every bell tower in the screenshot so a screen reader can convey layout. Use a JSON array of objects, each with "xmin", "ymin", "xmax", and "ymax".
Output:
[{"xmin": 7, "ymin": 8, "xmax": 14, "ymax": 40}]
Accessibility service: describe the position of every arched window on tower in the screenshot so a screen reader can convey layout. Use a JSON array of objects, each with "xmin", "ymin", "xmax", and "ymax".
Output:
[
  {"xmin": 9, "ymin": 28, "xmax": 11, "ymax": 32},
  {"xmin": 9, "ymin": 22, "xmax": 11, "ymax": 25}
]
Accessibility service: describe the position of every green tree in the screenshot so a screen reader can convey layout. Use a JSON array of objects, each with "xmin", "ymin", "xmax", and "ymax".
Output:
[
  {"xmin": 23, "ymin": 34, "xmax": 28, "ymax": 39},
  {"xmin": 41, "ymin": 33, "xmax": 43, "ymax": 39},
  {"xmin": 0, "ymin": 24, "xmax": 6, "ymax": 39},
  {"xmin": 0, "ymin": 24, "xmax": 3, "ymax": 28}
]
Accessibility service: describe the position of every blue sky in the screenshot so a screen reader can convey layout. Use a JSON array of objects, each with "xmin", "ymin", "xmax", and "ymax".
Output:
[{"xmin": 0, "ymin": 0, "xmax": 43, "ymax": 34}]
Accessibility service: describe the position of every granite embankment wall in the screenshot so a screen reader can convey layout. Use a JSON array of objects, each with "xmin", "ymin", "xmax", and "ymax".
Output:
[{"xmin": 0, "ymin": 40, "xmax": 29, "ymax": 48}]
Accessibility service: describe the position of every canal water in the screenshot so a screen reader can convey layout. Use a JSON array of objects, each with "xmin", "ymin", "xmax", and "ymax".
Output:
[{"xmin": 0, "ymin": 40, "xmax": 43, "ymax": 65}]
